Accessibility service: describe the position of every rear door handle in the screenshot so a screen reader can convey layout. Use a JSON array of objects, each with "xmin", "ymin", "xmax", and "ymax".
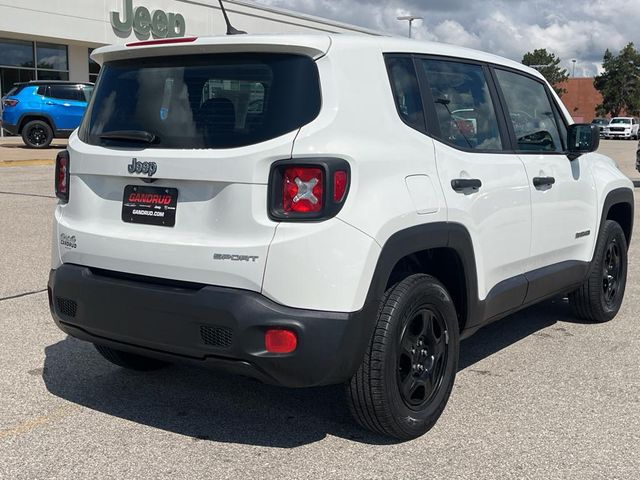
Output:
[
  {"xmin": 451, "ymin": 178, "xmax": 482, "ymax": 192},
  {"xmin": 533, "ymin": 176, "xmax": 555, "ymax": 188}
]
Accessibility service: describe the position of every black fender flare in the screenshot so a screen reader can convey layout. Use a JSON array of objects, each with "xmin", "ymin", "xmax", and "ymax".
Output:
[
  {"xmin": 350, "ymin": 223, "xmax": 479, "ymax": 360},
  {"xmin": 18, "ymin": 112, "xmax": 57, "ymax": 133},
  {"xmin": 597, "ymin": 187, "xmax": 634, "ymax": 250}
]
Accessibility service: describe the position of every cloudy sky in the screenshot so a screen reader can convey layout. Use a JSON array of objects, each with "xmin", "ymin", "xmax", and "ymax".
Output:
[{"xmin": 254, "ymin": 0, "xmax": 638, "ymax": 76}]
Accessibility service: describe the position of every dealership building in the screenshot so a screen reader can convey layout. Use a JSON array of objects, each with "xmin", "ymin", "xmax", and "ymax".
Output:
[{"xmin": 0, "ymin": 0, "xmax": 379, "ymax": 96}]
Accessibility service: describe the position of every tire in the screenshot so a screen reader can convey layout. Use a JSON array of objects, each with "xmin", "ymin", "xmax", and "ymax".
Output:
[
  {"xmin": 569, "ymin": 220, "xmax": 628, "ymax": 323},
  {"xmin": 94, "ymin": 344, "xmax": 169, "ymax": 371},
  {"xmin": 21, "ymin": 119, "xmax": 53, "ymax": 148},
  {"xmin": 347, "ymin": 274, "xmax": 459, "ymax": 440}
]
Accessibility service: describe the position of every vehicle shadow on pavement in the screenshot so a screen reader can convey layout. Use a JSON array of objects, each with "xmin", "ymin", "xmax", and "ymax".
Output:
[{"xmin": 42, "ymin": 296, "xmax": 579, "ymax": 447}]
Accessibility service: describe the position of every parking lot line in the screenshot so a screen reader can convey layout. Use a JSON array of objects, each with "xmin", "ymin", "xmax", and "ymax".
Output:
[
  {"xmin": 0, "ymin": 160, "xmax": 55, "ymax": 167},
  {"xmin": 0, "ymin": 405, "xmax": 78, "ymax": 440}
]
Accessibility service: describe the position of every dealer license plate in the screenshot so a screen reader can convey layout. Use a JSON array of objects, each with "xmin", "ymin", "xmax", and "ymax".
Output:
[{"xmin": 122, "ymin": 185, "xmax": 178, "ymax": 227}]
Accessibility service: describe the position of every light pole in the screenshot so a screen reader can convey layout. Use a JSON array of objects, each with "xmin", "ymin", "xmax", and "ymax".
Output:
[
  {"xmin": 397, "ymin": 15, "xmax": 423, "ymax": 39},
  {"xmin": 572, "ymin": 59, "xmax": 577, "ymax": 77}
]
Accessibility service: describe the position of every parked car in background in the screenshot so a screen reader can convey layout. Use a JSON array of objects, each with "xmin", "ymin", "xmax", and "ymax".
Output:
[
  {"xmin": 591, "ymin": 117, "xmax": 609, "ymax": 137},
  {"xmin": 1, "ymin": 81, "xmax": 94, "ymax": 148},
  {"xmin": 603, "ymin": 117, "xmax": 639, "ymax": 140}
]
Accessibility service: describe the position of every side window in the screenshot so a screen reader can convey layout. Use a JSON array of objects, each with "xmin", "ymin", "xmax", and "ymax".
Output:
[
  {"xmin": 419, "ymin": 59, "xmax": 503, "ymax": 151},
  {"xmin": 36, "ymin": 86, "xmax": 46, "ymax": 96},
  {"xmin": 385, "ymin": 56, "xmax": 426, "ymax": 132},
  {"xmin": 48, "ymin": 85, "xmax": 82, "ymax": 102},
  {"xmin": 495, "ymin": 69, "xmax": 564, "ymax": 152}
]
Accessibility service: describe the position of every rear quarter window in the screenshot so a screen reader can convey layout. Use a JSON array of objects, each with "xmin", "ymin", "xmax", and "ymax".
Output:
[{"xmin": 79, "ymin": 53, "xmax": 321, "ymax": 149}]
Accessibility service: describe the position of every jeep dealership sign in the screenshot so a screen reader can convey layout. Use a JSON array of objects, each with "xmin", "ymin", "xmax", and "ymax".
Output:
[{"xmin": 110, "ymin": 0, "xmax": 186, "ymax": 39}]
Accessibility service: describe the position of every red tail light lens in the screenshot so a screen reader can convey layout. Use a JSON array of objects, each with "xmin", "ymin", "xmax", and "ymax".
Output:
[
  {"xmin": 283, "ymin": 167, "xmax": 324, "ymax": 213},
  {"xmin": 265, "ymin": 329, "xmax": 298, "ymax": 354},
  {"xmin": 333, "ymin": 171, "xmax": 348, "ymax": 202},
  {"xmin": 3, "ymin": 99, "xmax": 18, "ymax": 107},
  {"xmin": 55, "ymin": 150, "xmax": 70, "ymax": 203}
]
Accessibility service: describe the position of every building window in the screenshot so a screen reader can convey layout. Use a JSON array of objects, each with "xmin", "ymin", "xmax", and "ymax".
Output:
[
  {"xmin": 36, "ymin": 43, "xmax": 68, "ymax": 71},
  {"xmin": 89, "ymin": 49, "xmax": 100, "ymax": 83},
  {"xmin": 0, "ymin": 38, "xmax": 69, "ymax": 96}
]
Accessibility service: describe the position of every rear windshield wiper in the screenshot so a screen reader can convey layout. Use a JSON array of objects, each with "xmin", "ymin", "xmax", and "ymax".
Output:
[{"xmin": 99, "ymin": 130, "xmax": 158, "ymax": 144}]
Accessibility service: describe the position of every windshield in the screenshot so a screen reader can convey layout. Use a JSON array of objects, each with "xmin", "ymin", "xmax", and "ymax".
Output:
[
  {"xmin": 79, "ymin": 53, "xmax": 321, "ymax": 149},
  {"xmin": 610, "ymin": 118, "xmax": 631, "ymax": 124}
]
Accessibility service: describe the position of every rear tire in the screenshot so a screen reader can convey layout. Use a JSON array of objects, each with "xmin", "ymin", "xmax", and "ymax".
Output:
[
  {"xmin": 569, "ymin": 220, "xmax": 628, "ymax": 323},
  {"xmin": 94, "ymin": 344, "xmax": 169, "ymax": 371},
  {"xmin": 347, "ymin": 274, "xmax": 459, "ymax": 440},
  {"xmin": 21, "ymin": 119, "xmax": 53, "ymax": 148}
]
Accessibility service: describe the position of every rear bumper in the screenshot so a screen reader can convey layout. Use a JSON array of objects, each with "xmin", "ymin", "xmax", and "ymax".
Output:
[
  {"xmin": 48, "ymin": 264, "xmax": 370, "ymax": 387},
  {"xmin": 1, "ymin": 122, "xmax": 18, "ymax": 135}
]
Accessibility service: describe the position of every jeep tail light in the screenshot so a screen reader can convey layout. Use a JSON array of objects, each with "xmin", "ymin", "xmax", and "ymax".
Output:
[
  {"xmin": 283, "ymin": 167, "xmax": 323, "ymax": 213},
  {"xmin": 265, "ymin": 329, "xmax": 297, "ymax": 354},
  {"xmin": 2, "ymin": 99, "xmax": 18, "ymax": 107},
  {"xmin": 55, "ymin": 150, "xmax": 70, "ymax": 203},
  {"xmin": 269, "ymin": 159, "xmax": 350, "ymax": 221}
]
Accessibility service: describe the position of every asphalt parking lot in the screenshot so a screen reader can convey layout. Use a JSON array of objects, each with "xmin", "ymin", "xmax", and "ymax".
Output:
[{"xmin": 1, "ymin": 140, "xmax": 639, "ymax": 479}]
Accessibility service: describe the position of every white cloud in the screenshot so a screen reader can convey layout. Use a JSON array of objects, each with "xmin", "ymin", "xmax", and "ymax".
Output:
[{"xmin": 253, "ymin": 0, "xmax": 640, "ymax": 76}]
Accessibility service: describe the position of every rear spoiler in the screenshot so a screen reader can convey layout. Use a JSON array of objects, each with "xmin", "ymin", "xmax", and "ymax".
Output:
[{"xmin": 91, "ymin": 35, "xmax": 332, "ymax": 65}]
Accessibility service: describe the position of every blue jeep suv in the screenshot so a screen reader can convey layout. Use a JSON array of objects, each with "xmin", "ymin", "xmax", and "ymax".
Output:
[{"xmin": 1, "ymin": 81, "xmax": 94, "ymax": 148}]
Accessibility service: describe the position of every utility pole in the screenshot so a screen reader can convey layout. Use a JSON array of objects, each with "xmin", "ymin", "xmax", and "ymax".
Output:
[{"xmin": 397, "ymin": 15, "xmax": 423, "ymax": 39}]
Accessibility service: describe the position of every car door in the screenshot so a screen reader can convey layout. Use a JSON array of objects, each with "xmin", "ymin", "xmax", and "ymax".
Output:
[
  {"xmin": 415, "ymin": 57, "xmax": 532, "ymax": 313},
  {"xmin": 492, "ymin": 68, "xmax": 598, "ymax": 295},
  {"xmin": 45, "ymin": 85, "xmax": 87, "ymax": 130}
]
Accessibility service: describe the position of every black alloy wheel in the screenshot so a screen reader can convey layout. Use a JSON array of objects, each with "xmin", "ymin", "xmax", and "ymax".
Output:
[
  {"xmin": 602, "ymin": 236, "xmax": 622, "ymax": 308},
  {"xmin": 569, "ymin": 220, "xmax": 628, "ymax": 323},
  {"xmin": 21, "ymin": 119, "xmax": 53, "ymax": 148},
  {"xmin": 347, "ymin": 274, "xmax": 459, "ymax": 440},
  {"xmin": 397, "ymin": 307, "xmax": 448, "ymax": 409}
]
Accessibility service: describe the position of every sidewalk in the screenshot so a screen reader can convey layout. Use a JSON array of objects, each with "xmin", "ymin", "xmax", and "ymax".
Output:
[{"xmin": 0, "ymin": 136, "xmax": 67, "ymax": 166}]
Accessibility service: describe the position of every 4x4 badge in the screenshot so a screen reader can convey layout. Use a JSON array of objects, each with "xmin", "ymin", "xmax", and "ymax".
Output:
[{"xmin": 128, "ymin": 158, "xmax": 157, "ymax": 177}]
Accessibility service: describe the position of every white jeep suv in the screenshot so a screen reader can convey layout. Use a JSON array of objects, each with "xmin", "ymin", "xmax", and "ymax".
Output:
[
  {"xmin": 604, "ymin": 117, "xmax": 639, "ymax": 139},
  {"xmin": 48, "ymin": 35, "xmax": 634, "ymax": 440}
]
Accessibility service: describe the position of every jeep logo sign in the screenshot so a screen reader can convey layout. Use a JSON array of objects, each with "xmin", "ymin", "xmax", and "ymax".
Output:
[{"xmin": 111, "ymin": 0, "xmax": 186, "ymax": 40}]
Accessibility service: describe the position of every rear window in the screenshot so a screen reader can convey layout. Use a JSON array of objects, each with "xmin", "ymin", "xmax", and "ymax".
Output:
[{"xmin": 79, "ymin": 53, "xmax": 321, "ymax": 149}]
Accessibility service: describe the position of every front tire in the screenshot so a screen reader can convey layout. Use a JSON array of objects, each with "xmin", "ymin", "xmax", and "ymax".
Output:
[
  {"xmin": 569, "ymin": 220, "xmax": 628, "ymax": 322},
  {"xmin": 94, "ymin": 344, "xmax": 169, "ymax": 371},
  {"xmin": 347, "ymin": 274, "xmax": 459, "ymax": 440},
  {"xmin": 21, "ymin": 119, "xmax": 53, "ymax": 148}
]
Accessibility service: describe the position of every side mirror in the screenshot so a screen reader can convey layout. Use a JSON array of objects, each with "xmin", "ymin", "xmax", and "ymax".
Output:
[{"xmin": 567, "ymin": 123, "xmax": 599, "ymax": 159}]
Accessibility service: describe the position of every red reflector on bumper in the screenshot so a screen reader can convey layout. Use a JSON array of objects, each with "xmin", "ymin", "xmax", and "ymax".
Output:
[{"xmin": 265, "ymin": 329, "xmax": 297, "ymax": 354}]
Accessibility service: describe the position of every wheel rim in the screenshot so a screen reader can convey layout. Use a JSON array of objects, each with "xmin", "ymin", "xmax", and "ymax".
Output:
[
  {"xmin": 27, "ymin": 125, "xmax": 48, "ymax": 146},
  {"xmin": 397, "ymin": 307, "xmax": 448, "ymax": 409},
  {"xmin": 602, "ymin": 237, "xmax": 622, "ymax": 308}
]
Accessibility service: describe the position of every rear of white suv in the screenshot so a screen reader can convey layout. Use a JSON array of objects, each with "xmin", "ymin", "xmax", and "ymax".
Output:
[{"xmin": 49, "ymin": 36, "xmax": 379, "ymax": 389}]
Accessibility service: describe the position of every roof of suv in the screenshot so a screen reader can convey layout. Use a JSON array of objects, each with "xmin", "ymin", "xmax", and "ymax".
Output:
[
  {"xmin": 14, "ymin": 81, "xmax": 94, "ymax": 87},
  {"xmin": 91, "ymin": 34, "xmax": 544, "ymax": 82}
]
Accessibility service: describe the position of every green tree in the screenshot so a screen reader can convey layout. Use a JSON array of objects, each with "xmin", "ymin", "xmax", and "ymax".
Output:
[
  {"xmin": 522, "ymin": 48, "xmax": 569, "ymax": 96},
  {"xmin": 594, "ymin": 43, "xmax": 640, "ymax": 117}
]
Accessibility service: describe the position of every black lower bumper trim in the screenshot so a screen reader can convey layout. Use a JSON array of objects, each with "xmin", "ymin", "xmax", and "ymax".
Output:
[
  {"xmin": 2, "ymin": 123, "xmax": 18, "ymax": 135},
  {"xmin": 48, "ymin": 264, "xmax": 371, "ymax": 388}
]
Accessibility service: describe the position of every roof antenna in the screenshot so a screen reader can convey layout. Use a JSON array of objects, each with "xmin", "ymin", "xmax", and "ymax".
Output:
[{"xmin": 218, "ymin": 0, "xmax": 247, "ymax": 35}]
